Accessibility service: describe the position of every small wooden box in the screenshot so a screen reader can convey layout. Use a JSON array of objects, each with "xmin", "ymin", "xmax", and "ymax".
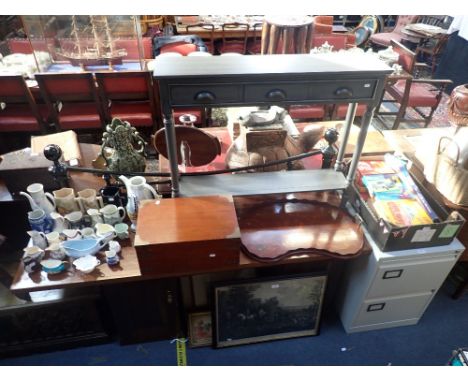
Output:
[{"xmin": 134, "ymin": 195, "xmax": 241, "ymax": 277}]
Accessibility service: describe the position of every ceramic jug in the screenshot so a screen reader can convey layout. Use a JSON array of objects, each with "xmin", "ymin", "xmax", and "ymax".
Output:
[
  {"xmin": 28, "ymin": 209, "xmax": 54, "ymax": 234},
  {"xmin": 77, "ymin": 189, "xmax": 104, "ymax": 211},
  {"xmin": 119, "ymin": 175, "xmax": 159, "ymax": 231},
  {"xmin": 87, "ymin": 208, "xmax": 104, "ymax": 226},
  {"xmin": 50, "ymin": 212, "xmax": 68, "ymax": 233},
  {"xmin": 27, "ymin": 230, "xmax": 47, "ymax": 250},
  {"xmin": 53, "ymin": 188, "xmax": 80, "ymax": 215},
  {"xmin": 20, "ymin": 183, "xmax": 56, "ymax": 214}
]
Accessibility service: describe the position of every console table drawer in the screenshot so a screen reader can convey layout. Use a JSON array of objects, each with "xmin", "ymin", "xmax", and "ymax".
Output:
[
  {"xmin": 169, "ymin": 84, "xmax": 243, "ymax": 105},
  {"xmin": 244, "ymin": 83, "xmax": 308, "ymax": 102},
  {"xmin": 308, "ymin": 80, "xmax": 376, "ymax": 101}
]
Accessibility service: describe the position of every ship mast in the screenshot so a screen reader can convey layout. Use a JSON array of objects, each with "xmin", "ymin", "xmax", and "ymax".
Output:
[
  {"xmin": 70, "ymin": 15, "xmax": 82, "ymax": 56},
  {"xmin": 89, "ymin": 15, "xmax": 102, "ymax": 56}
]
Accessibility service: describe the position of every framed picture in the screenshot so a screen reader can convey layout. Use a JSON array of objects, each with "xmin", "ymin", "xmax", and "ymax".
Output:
[
  {"xmin": 212, "ymin": 273, "xmax": 327, "ymax": 348},
  {"xmin": 187, "ymin": 311, "xmax": 213, "ymax": 348}
]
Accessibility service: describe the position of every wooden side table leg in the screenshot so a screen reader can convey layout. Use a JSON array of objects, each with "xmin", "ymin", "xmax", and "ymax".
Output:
[
  {"xmin": 261, "ymin": 21, "xmax": 271, "ymax": 54},
  {"xmin": 282, "ymin": 27, "xmax": 293, "ymax": 54},
  {"xmin": 305, "ymin": 24, "xmax": 314, "ymax": 52},
  {"xmin": 268, "ymin": 25, "xmax": 280, "ymax": 55},
  {"xmin": 296, "ymin": 27, "xmax": 307, "ymax": 53}
]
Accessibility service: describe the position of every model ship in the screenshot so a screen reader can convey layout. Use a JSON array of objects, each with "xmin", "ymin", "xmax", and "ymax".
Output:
[{"xmin": 58, "ymin": 15, "xmax": 128, "ymax": 69}]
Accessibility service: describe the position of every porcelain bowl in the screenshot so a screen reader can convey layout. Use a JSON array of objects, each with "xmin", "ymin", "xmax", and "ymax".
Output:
[
  {"xmin": 40, "ymin": 259, "xmax": 67, "ymax": 274},
  {"xmin": 73, "ymin": 255, "xmax": 101, "ymax": 274}
]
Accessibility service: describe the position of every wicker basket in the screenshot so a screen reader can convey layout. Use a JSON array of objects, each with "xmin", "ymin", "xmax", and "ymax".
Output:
[{"xmin": 429, "ymin": 136, "xmax": 468, "ymax": 206}]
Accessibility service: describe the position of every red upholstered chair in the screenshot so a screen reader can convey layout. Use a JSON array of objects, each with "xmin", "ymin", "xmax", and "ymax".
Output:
[
  {"xmin": 0, "ymin": 74, "xmax": 47, "ymax": 133},
  {"xmin": 369, "ymin": 15, "xmax": 419, "ymax": 48},
  {"xmin": 95, "ymin": 71, "xmax": 159, "ymax": 132},
  {"xmin": 331, "ymin": 103, "xmax": 367, "ymax": 120},
  {"xmin": 218, "ymin": 22, "xmax": 250, "ymax": 54},
  {"xmin": 160, "ymin": 42, "xmax": 198, "ymax": 56},
  {"xmin": 186, "ymin": 23, "xmax": 215, "ymax": 54},
  {"xmin": 376, "ymin": 40, "xmax": 452, "ymax": 130},
  {"xmin": 312, "ymin": 16, "xmax": 334, "ymax": 35},
  {"xmin": 288, "ymin": 105, "xmax": 327, "ymax": 121},
  {"xmin": 35, "ymin": 72, "xmax": 106, "ymax": 132}
]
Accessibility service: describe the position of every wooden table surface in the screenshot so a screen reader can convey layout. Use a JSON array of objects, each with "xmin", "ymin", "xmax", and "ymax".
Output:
[{"xmin": 10, "ymin": 235, "xmax": 142, "ymax": 293}]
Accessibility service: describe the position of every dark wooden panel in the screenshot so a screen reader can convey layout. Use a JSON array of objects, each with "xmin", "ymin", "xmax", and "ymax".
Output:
[{"xmin": 103, "ymin": 279, "xmax": 180, "ymax": 344}]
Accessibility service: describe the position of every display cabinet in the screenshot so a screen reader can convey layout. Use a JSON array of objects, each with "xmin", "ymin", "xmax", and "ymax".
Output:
[
  {"xmin": 153, "ymin": 53, "xmax": 392, "ymax": 197},
  {"xmin": 19, "ymin": 15, "xmax": 145, "ymax": 73},
  {"xmin": 337, "ymin": 228, "xmax": 465, "ymax": 333}
]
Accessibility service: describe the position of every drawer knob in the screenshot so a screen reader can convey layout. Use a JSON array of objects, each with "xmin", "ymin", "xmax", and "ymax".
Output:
[
  {"xmin": 194, "ymin": 91, "xmax": 216, "ymax": 103},
  {"xmin": 334, "ymin": 87, "xmax": 353, "ymax": 98},
  {"xmin": 266, "ymin": 89, "xmax": 286, "ymax": 102}
]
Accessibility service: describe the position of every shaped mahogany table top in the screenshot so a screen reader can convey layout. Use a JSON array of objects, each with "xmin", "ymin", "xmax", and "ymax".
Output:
[{"xmin": 234, "ymin": 191, "xmax": 369, "ymax": 262}]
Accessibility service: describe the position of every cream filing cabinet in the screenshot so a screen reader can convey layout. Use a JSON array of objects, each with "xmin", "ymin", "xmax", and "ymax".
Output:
[{"xmin": 337, "ymin": 229, "xmax": 465, "ymax": 333}]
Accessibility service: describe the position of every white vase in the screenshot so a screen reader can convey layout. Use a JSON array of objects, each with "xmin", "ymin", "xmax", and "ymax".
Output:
[{"xmin": 20, "ymin": 183, "xmax": 56, "ymax": 214}]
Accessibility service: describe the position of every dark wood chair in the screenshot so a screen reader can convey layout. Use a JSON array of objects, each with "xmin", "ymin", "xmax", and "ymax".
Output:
[
  {"xmin": 247, "ymin": 23, "xmax": 263, "ymax": 55},
  {"xmin": 415, "ymin": 33, "xmax": 449, "ymax": 75},
  {"xmin": 35, "ymin": 72, "xmax": 106, "ymax": 132},
  {"xmin": 95, "ymin": 70, "xmax": 159, "ymax": 133},
  {"xmin": 186, "ymin": 23, "xmax": 215, "ymax": 54},
  {"xmin": 218, "ymin": 22, "xmax": 250, "ymax": 54},
  {"xmin": 376, "ymin": 39, "xmax": 453, "ymax": 130}
]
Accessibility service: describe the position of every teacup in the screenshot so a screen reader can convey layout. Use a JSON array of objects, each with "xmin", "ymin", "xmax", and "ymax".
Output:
[
  {"xmin": 40, "ymin": 259, "xmax": 68, "ymax": 274},
  {"xmin": 114, "ymin": 223, "xmax": 129, "ymax": 240},
  {"xmin": 105, "ymin": 250, "xmax": 120, "ymax": 266}
]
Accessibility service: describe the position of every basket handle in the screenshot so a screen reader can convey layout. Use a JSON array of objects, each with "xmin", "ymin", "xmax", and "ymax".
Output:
[{"xmin": 438, "ymin": 136, "xmax": 460, "ymax": 166}]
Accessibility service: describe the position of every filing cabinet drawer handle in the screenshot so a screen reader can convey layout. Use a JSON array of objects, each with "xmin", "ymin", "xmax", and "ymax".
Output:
[
  {"xmin": 383, "ymin": 269, "xmax": 403, "ymax": 279},
  {"xmin": 367, "ymin": 303, "xmax": 386, "ymax": 312},
  {"xmin": 334, "ymin": 87, "xmax": 353, "ymax": 98},
  {"xmin": 194, "ymin": 91, "xmax": 216, "ymax": 103},
  {"xmin": 266, "ymin": 89, "xmax": 287, "ymax": 102}
]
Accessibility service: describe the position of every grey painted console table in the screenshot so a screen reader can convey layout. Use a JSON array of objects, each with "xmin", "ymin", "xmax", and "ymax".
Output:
[{"xmin": 153, "ymin": 53, "xmax": 392, "ymax": 197}]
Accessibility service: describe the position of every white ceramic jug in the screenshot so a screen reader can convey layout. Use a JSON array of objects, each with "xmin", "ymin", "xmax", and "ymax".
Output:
[
  {"xmin": 20, "ymin": 183, "xmax": 56, "ymax": 214},
  {"xmin": 119, "ymin": 175, "xmax": 159, "ymax": 231}
]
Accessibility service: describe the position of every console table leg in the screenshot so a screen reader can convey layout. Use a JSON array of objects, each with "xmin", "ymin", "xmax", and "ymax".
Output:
[
  {"xmin": 163, "ymin": 114, "xmax": 180, "ymax": 197},
  {"xmin": 335, "ymin": 102, "xmax": 357, "ymax": 172},
  {"xmin": 346, "ymin": 106, "xmax": 375, "ymax": 184}
]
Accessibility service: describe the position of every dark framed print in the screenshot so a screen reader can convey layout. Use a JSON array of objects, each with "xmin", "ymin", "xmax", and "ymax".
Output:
[
  {"xmin": 187, "ymin": 311, "xmax": 213, "ymax": 347},
  {"xmin": 212, "ymin": 273, "xmax": 327, "ymax": 348}
]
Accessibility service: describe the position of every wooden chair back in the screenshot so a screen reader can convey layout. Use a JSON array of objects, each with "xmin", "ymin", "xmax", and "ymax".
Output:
[
  {"xmin": 221, "ymin": 22, "xmax": 250, "ymax": 54},
  {"xmin": 391, "ymin": 39, "xmax": 416, "ymax": 74}
]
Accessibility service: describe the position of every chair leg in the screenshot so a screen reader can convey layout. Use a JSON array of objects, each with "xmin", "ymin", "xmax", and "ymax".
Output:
[{"xmin": 391, "ymin": 103, "xmax": 406, "ymax": 130}]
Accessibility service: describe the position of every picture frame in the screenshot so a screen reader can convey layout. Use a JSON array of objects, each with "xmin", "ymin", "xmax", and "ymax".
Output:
[
  {"xmin": 187, "ymin": 310, "xmax": 213, "ymax": 348},
  {"xmin": 212, "ymin": 273, "xmax": 327, "ymax": 348}
]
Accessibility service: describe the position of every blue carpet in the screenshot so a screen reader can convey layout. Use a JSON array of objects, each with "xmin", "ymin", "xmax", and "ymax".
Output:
[{"xmin": 1, "ymin": 281, "xmax": 467, "ymax": 366}]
